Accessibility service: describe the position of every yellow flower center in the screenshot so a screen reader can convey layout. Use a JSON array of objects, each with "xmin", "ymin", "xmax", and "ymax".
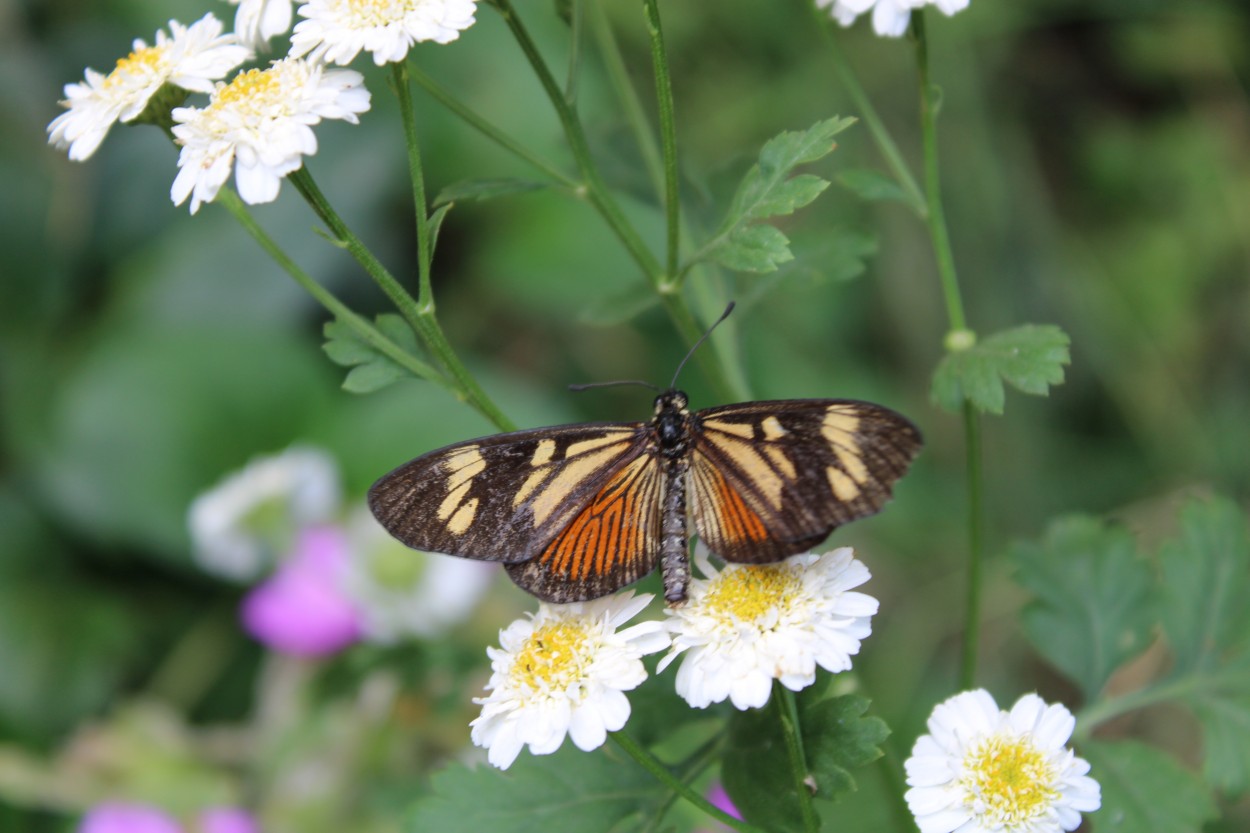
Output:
[
  {"xmin": 510, "ymin": 621, "xmax": 590, "ymax": 691},
  {"xmin": 215, "ymin": 67, "xmax": 283, "ymax": 107},
  {"xmin": 960, "ymin": 733, "xmax": 1059, "ymax": 827},
  {"xmin": 702, "ymin": 565, "xmax": 802, "ymax": 624},
  {"xmin": 340, "ymin": 0, "xmax": 412, "ymax": 27},
  {"xmin": 107, "ymin": 44, "xmax": 168, "ymax": 87}
]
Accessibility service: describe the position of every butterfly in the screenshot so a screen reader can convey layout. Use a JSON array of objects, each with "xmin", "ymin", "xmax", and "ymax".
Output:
[{"xmin": 368, "ymin": 389, "xmax": 922, "ymax": 606}]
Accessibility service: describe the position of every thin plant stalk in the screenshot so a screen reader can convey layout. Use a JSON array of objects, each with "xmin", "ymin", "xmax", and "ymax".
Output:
[
  {"xmin": 488, "ymin": 0, "xmax": 734, "ymax": 399},
  {"xmin": 642, "ymin": 0, "xmax": 680, "ymax": 280},
  {"xmin": 220, "ymin": 188, "xmax": 448, "ymax": 389},
  {"xmin": 611, "ymin": 732, "xmax": 767, "ymax": 833},
  {"xmin": 913, "ymin": 10, "xmax": 983, "ymax": 689},
  {"xmin": 776, "ymin": 686, "xmax": 820, "ymax": 833},
  {"xmin": 288, "ymin": 167, "xmax": 514, "ymax": 431}
]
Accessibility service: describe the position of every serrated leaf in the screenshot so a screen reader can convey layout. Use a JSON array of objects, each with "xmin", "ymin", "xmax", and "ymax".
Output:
[
  {"xmin": 931, "ymin": 324, "xmax": 1071, "ymax": 414},
  {"xmin": 406, "ymin": 744, "xmax": 662, "ymax": 833},
  {"xmin": 711, "ymin": 225, "xmax": 794, "ymax": 273},
  {"xmin": 1158, "ymin": 497, "xmax": 1250, "ymax": 671},
  {"xmin": 744, "ymin": 174, "xmax": 830, "ymax": 220},
  {"xmin": 699, "ymin": 117, "xmax": 853, "ymax": 275},
  {"xmin": 722, "ymin": 691, "xmax": 888, "ymax": 832},
  {"xmin": 433, "ymin": 179, "xmax": 546, "ymax": 207},
  {"xmin": 801, "ymin": 694, "xmax": 889, "ymax": 800},
  {"xmin": 1084, "ymin": 740, "xmax": 1217, "ymax": 833},
  {"xmin": 322, "ymin": 314, "xmax": 420, "ymax": 395},
  {"xmin": 837, "ymin": 169, "xmax": 909, "ymax": 204},
  {"xmin": 1157, "ymin": 497, "xmax": 1250, "ymax": 794},
  {"xmin": 1011, "ymin": 516, "xmax": 1154, "ymax": 698}
]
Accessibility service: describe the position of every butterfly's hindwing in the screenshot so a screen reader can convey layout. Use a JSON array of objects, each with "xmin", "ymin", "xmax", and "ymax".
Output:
[
  {"xmin": 690, "ymin": 399, "xmax": 923, "ymax": 564},
  {"xmin": 367, "ymin": 423, "xmax": 644, "ymax": 564},
  {"xmin": 506, "ymin": 452, "xmax": 664, "ymax": 603}
]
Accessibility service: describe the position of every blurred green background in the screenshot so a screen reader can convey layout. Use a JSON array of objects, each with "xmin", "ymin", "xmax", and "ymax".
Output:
[{"xmin": 3, "ymin": 0, "xmax": 1249, "ymax": 830}]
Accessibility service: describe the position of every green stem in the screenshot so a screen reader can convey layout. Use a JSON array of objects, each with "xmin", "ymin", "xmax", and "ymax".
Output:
[
  {"xmin": 145, "ymin": 603, "xmax": 237, "ymax": 712},
  {"xmin": 914, "ymin": 12, "xmax": 967, "ymax": 332},
  {"xmin": 818, "ymin": 19, "xmax": 926, "ymax": 216},
  {"xmin": 587, "ymin": 0, "xmax": 664, "ymax": 199},
  {"xmin": 642, "ymin": 0, "xmax": 680, "ymax": 279},
  {"xmin": 1074, "ymin": 676, "xmax": 1202, "ymax": 741},
  {"xmin": 406, "ymin": 64, "xmax": 578, "ymax": 189},
  {"xmin": 392, "ymin": 62, "xmax": 434, "ymax": 304},
  {"xmin": 219, "ymin": 189, "xmax": 448, "ymax": 388},
  {"xmin": 288, "ymin": 167, "xmax": 515, "ymax": 431},
  {"xmin": 610, "ymin": 732, "xmax": 767, "ymax": 833},
  {"xmin": 489, "ymin": 0, "xmax": 660, "ymax": 282},
  {"xmin": 960, "ymin": 399, "xmax": 984, "ymax": 689},
  {"xmin": 776, "ymin": 686, "xmax": 820, "ymax": 833},
  {"xmin": 913, "ymin": 11, "xmax": 983, "ymax": 689},
  {"xmin": 489, "ymin": 0, "xmax": 734, "ymax": 399}
]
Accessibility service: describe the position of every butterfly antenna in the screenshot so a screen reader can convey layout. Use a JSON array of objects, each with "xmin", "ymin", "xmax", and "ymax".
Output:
[
  {"xmin": 568, "ymin": 379, "xmax": 661, "ymax": 393},
  {"xmin": 668, "ymin": 301, "xmax": 735, "ymax": 389}
]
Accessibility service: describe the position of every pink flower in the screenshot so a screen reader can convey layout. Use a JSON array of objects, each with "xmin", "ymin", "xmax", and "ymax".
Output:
[
  {"xmin": 199, "ymin": 808, "xmax": 260, "ymax": 833},
  {"xmin": 240, "ymin": 526, "xmax": 363, "ymax": 656},
  {"xmin": 79, "ymin": 804, "xmax": 182, "ymax": 833}
]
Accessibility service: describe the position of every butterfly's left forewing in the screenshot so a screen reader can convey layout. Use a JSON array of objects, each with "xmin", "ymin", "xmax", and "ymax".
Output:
[
  {"xmin": 690, "ymin": 399, "xmax": 923, "ymax": 564},
  {"xmin": 368, "ymin": 423, "xmax": 646, "ymax": 566}
]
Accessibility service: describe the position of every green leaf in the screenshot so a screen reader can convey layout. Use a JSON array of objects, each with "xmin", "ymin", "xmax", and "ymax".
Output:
[
  {"xmin": 433, "ymin": 179, "xmax": 547, "ymax": 207},
  {"xmin": 406, "ymin": 744, "xmax": 662, "ymax": 833},
  {"xmin": 837, "ymin": 169, "xmax": 909, "ymax": 204},
  {"xmin": 930, "ymin": 324, "xmax": 1071, "ymax": 414},
  {"xmin": 322, "ymin": 314, "xmax": 420, "ymax": 394},
  {"xmin": 1156, "ymin": 497, "xmax": 1250, "ymax": 794},
  {"xmin": 801, "ymin": 694, "xmax": 889, "ymax": 800},
  {"xmin": 711, "ymin": 225, "xmax": 794, "ymax": 273},
  {"xmin": 722, "ymin": 691, "xmax": 888, "ymax": 832},
  {"xmin": 699, "ymin": 117, "xmax": 853, "ymax": 274},
  {"xmin": 1011, "ymin": 515, "xmax": 1154, "ymax": 698},
  {"xmin": 1084, "ymin": 740, "xmax": 1217, "ymax": 833},
  {"xmin": 1158, "ymin": 497, "xmax": 1250, "ymax": 672}
]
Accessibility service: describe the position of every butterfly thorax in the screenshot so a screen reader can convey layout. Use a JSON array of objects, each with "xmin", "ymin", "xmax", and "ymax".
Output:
[{"xmin": 653, "ymin": 389, "xmax": 694, "ymax": 459}]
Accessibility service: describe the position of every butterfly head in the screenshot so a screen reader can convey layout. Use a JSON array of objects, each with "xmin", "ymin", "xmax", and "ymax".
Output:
[{"xmin": 653, "ymin": 389, "xmax": 692, "ymax": 454}]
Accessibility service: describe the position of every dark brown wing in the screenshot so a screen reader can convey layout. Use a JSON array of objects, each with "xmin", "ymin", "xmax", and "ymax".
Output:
[
  {"xmin": 506, "ymin": 452, "xmax": 664, "ymax": 603},
  {"xmin": 689, "ymin": 399, "xmax": 922, "ymax": 564},
  {"xmin": 368, "ymin": 423, "xmax": 647, "ymax": 565}
]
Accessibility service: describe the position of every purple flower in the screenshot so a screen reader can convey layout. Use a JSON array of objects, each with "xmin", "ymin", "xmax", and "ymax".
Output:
[
  {"xmin": 199, "ymin": 807, "xmax": 260, "ymax": 833},
  {"xmin": 707, "ymin": 783, "xmax": 743, "ymax": 821},
  {"xmin": 79, "ymin": 803, "xmax": 182, "ymax": 833},
  {"xmin": 240, "ymin": 525, "xmax": 363, "ymax": 656}
]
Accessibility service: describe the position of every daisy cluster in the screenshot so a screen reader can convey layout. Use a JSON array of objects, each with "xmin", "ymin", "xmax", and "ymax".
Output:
[
  {"xmin": 47, "ymin": 0, "xmax": 481, "ymax": 212},
  {"xmin": 468, "ymin": 547, "xmax": 1100, "ymax": 833}
]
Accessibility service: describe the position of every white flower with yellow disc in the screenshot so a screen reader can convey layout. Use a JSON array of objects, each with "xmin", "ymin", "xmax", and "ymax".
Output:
[
  {"xmin": 470, "ymin": 593, "xmax": 669, "ymax": 770},
  {"xmin": 904, "ymin": 689, "xmax": 1101, "ymax": 833},
  {"xmin": 659, "ymin": 548, "xmax": 878, "ymax": 710}
]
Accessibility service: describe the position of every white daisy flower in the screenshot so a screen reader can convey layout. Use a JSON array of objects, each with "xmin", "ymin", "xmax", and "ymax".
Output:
[
  {"xmin": 905, "ymin": 690, "xmax": 1102, "ymax": 833},
  {"xmin": 658, "ymin": 548, "xmax": 877, "ymax": 710},
  {"xmin": 170, "ymin": 57, "xmax": 371, "ymax": 213},
  {"xmin": 470, "ymin": 593, "xmax": 670, "ymax": 770},
  {"xmin": 47, "ymin": 14, "xmax": 251, "ymax": 161},
  {"xmin": 226, "ymin": 0, "xmax": 297, "ymax": 49},
  {"xmin": 340, "ymin": 508, "xmax": 494, "ymax": 642},
  {"xmin": 188, "ymin": 446, "xmax": 342, "ymax": 581},
  {"xmin": 817, "ymin": 0, "xmax": 969, "ymax": 39},
  {"xmin": 289, "ymin": 0, "xmax": 479, "ymax": 67}
]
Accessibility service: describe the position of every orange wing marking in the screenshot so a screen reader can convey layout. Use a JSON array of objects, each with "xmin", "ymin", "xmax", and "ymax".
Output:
[
  {"xmin": 703, "ymin": 462, "xmax": 768, "ymax": 544},
  {"xmin": 536, "ymin": 456, "xmax": 655, "ymax": 581}
]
